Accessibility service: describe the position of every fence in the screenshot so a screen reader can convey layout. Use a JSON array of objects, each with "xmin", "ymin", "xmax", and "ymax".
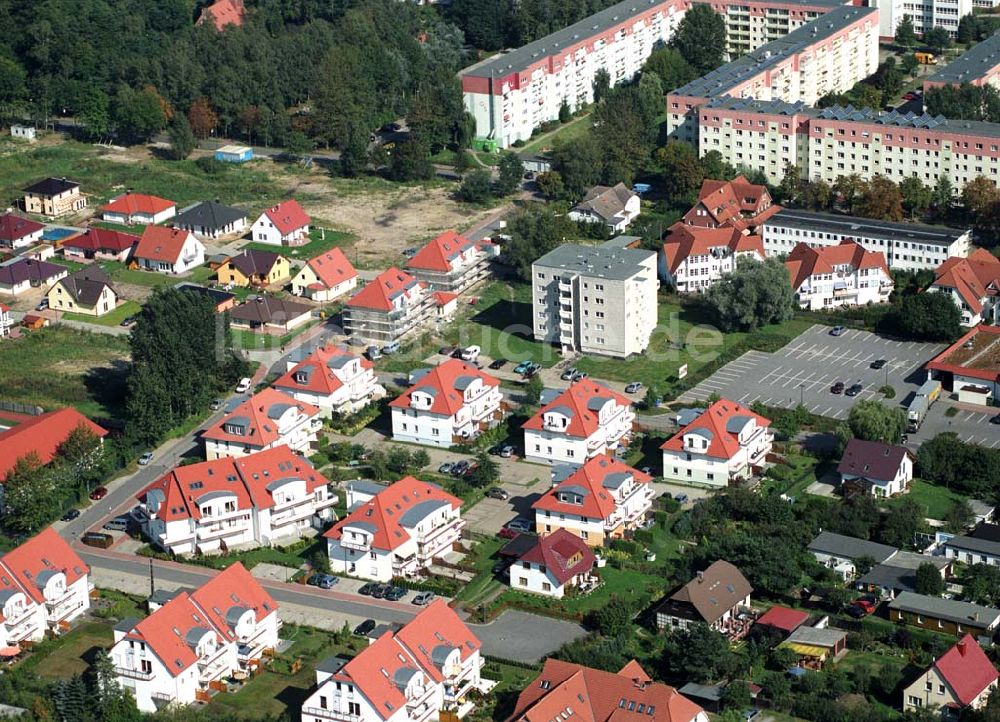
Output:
[{"xmin": 0, "ymin": 400, "xmax": 43, "ymax": 416}]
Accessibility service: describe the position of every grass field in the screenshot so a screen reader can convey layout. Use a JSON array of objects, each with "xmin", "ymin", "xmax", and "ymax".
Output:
[
  {"xmin": 243, "ymin": 228, "xmax": 354, "ymax": 259},
  {"xmin": 0, "ymin": 326, "xmax": 130, "ymax": 417},
  {"xmin": 18, "ymin": 621, "xmax": 114, "ymax": 679},
  {"xmin": 495, "ymin": 565, "xmax": 663, "ymax": 617},
  {"xmin": 99, "ymin": 261, "xmax": 215, "ymax": 288},
  {"xmin": 519, "ymin": 113, "xmax": 594, "ymax": 155},
  {"xmin": 890, "ymin": 478, "xmax": 966, "ymax": 520},
  {"xmin": 63, "ymin": 300, "xmax": 141, "ymax": 327}
]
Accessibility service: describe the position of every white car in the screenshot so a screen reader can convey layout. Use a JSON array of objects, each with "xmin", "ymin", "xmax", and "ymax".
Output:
[
  {"xmin": 138, "ymin": 452, "xmax": 154, "ymax": 466},
  {"xmin": 236, "ymin": 377, "xmax": 252, "ymax": 393},
  {"xmin": 461, "ymin": 345, "xmax": 481, "ymax": 362}
]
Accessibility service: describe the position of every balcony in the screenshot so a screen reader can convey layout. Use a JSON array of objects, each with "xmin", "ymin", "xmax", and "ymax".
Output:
[
  {"xmin": 302, "ymin": 709, "xmax": 360, "ymax": 722},
  {"xmin": 115, "ymin": 664, "xmax": 154, "ymax": 681},
  {"xmin": 4, "ymin": 605, "xmax": 35, "ymax": 632},
  {"xmin": 339, "ymin": 536, "xmax": 371, "ymax": 552},
  {"xmin": 197, "ymin": 522, "xmax": 248, "ymax": 542}
]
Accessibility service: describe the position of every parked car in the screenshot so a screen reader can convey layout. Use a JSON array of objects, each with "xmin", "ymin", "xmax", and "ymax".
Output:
[
  {"xmin": 492, "ymin": 560, "xmax": 511, "ymax": 575},
  {"xmin": 439, "ymin": 346, "xmax": 456, "ymax": 357},
  {"xmin": 438, "ymin": 462, "xmax": 454, "ymax": 474},
  {"xmin": 847, "ymin": 599, "xmax": 877, "ymax": 618},
  {"xmin": 61, "ymin": 508, "xmax": 81, "ymax": 522},
  {"xmin": 625, "ymin": 382, "xmax": 643, "ymax": 394},
  {"xmin": 846, "ymin": 383, "xmax": 863, "ymax": 397},
  {"xmin": 35, "ymin": 298, "xmax": 49, "ymax": 311},
  {"xmin": 89, "ymin": 486, "xmax": 108, "ymax": 501},
  {"xmin": 307, "ymin": 573, "xmax": 338, "ymax": 589},
  {"xmin": 461, "ymin": 345, "xmax": 481, "ymax": 362},
  {"xmin": 674, "ymin": 493, "xmax": 689, "ymax": 504},
  {"xmin": 498, "ymin": 527, "xmax": 519, "ymax": 539},
  {"xmin": 366, "ymin": 346, "xmax": 382, "ymax": 361},
  {"xmin": 489, "ymin": 358, "xmax": 507, "ymax": 370},
  {"xmin": 130, "ymin": 505, "xmax": 148, "ymax": 521},
  {"xmin": 572, "ymin": 372, "xmax": 588, "ymax": 382},
  {"xmin": 103, "ymin": 517, "xmax": 129, "ymax": 532},
  {"xmin": 383, "ymin": 586, "xmax": 407, "ymax": 602},
  {"xmin": 138, "ymin": 452, "xmax": 154, "ymax": 466},
  {"xmin": 560, "ymin": 367, "xmax": 578, "ymax": 381},
  {"xmin": 486, "ymin": 487, "xmax": 510, "ymax": 500},
  {"xmin": 371, "ymin": 583, "xmax": 392, "ymax": 599},
  {"xmin": 413, "ymin": 591, "xmax": 436, "ymax": 606},
  {"xmin": 382, "ymin": 341, "xmax": 401, "ymax": 355},
  {"xmin": 743, "ymin": 709, "xmax": 761, "ymax": 722},
  {"xmin": 830, "ymin": 326, "xmax": 846, "ymax": 336},
  {"xmin": 831, "ymin": 381, "xmax": 845, "ymax": 394},
  {"xmin": 513, "ymin": 361, "xmax": 531, "ymax": 374},
  {"xmin": 353, "ymin": 619, "xmax": 376, "ymax": 636},
  {"xmin": 991, "ymin": 414, "xmax": 1000, "ymax": 425},
  {"xmin": 639, "ymin": 518, "xmax": 655, "ymax": 530},
  {"xmin": 81, "ymin": 531, "xmax": 114, "ymax": 548},
  {"xmin": 209, "ymin": 398, "xmax": 224, "ymax": 411},
  {"xmin": 506, "ymin": 518, "xmax": 532, "ymax": 533},
  {"xmin": 358, "ymin": 582, "xmax": 377, "ymax": 596},
  {"xmin": 902, "ymin": 91, "xmax": 917, "ymax": 101},
  {"xmin": 401, "ymin": 247, "xmax": 419, "ymax": 258},
  {"xmin": 870, "ymin": 359, "xmax": 888, "ymax": 369},
  {"xmin": 451, "ymin": 460, "xmax": 471, "ymax": 476},
  {"xmin": 119, "ymin": 316, "xmax": 136, "ymax": 328},
  {"xmin": 499, "ymin": 444, "xmax": 514, "ymax": 458},
  {"xmin": 236, "ymin": 377, "xmax": 252, "ymax": 393}
]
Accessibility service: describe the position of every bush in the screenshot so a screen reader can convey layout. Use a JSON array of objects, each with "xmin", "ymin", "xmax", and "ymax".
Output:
[
  {"xmin": 633, "ymin": 529, "xmax": 654, "ymax": 545},
  {"xmin": 309, "ymin": 451, "xmax": 331, "ymax": 468},
  {"xmin": 194, "ymin": 156, "xmax": 227, "ymax": 174},
  {"xmin": 879, "ymin": 385, "xmax": 896, "ymax": 399}
]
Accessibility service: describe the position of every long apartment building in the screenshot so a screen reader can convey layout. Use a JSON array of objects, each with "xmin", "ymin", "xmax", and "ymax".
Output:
[
  {"xmin": 666, "ymin": 5, "xmax": 880, "ymax": 145},
  {"xmin": 924, "ymin": 30, "xmax": 1000, "ymax": 92},
  {"xmin": 532, "ymin": 237, "xmax": 658, "ymax": 359},
  {"xmin": 874, "ymin": 0, "xmax": 977, "ymax": 40},
  {"xmin": 702, "ymin": 0, "xmax": 851, "ymax": 56}
]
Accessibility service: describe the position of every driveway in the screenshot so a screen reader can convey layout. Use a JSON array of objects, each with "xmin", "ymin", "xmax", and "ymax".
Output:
[
  {"xmin": 463, "ymin": 477, "xmax": 551, "ymax": 536},
  {"xmin": 468, "ymin": 610, "xmax": 587, "ymax": 663}
]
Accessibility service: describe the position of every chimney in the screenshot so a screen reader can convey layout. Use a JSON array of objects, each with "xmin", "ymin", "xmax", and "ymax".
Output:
[
  {"xmin": 697, "ymin": 571, "xmax": 705, "ymax": 582},
  {"xmin": 957, "ymin": 640, "xmax": 967, "ymax": 656}
]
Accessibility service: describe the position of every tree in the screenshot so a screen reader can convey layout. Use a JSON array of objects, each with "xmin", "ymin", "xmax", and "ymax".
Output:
[
  {"xmin": 656, "ymin": 141, "xmax": 705, "ymax": 202},
  {"xmin": 458, "ymin": 169, "xmax": 493, "ymax": 203},
  {"xmin": 592, "ymin": 69, "xmax": 611, "ymax": 104},
  {"xmin": 411, "ymin": 449, "xmax": 431, "ymax": 469},
  {"xmin": 857, "ymin": 175, "xmax": 904, "ymax": 221},
  {"xmin": 834, "ymin": 173, "xmax": 867, "ymax": 214},
  {"xmin": 535, "ymin": 170, "xmax": 565, "ymax": 200},
  {"xmin": 703, "ymin": 257, "xmax": 796, "ymax": 332},
  {"xmin": 962, "ymin": 175, "xmax": 1000, "ymax": 219},
  {"xmin": 895, "ymin": 15, "xmax": 917, "ymax": 47},
  {"xmin": 452, "ymin": 149, "xmax": 472, "ymax": 174},
  {"xmin": 55, "ymin": 423, "xmax": 107, "ymax": 492},
  {"xmin": 550, "ymin": 135, "xmax": 603, "ymax": 199},
  {"xmin": 914, "ymin": 562, "xmax": 945, "ymax": 595},
  {"xmin": 661, "ymin": 623, "xmax": 743, "ymax": 684},
  {"xmin": 855, "ymin": 555, "xmax": 877, "ymax": 577},
  {"xmin": 670, "ymin": 4, "xmax": 727, "ymax": 75},
  {"xmin": 112, "ymin": 85, "xmax": 167, "ymax": 144},
  {"xmin": 167, "ymin": 113, "xmax": 196, "ymax": 160},
  {"xmin": 800, "ymin": 180, "xmax": 834, "ymax": 211},
  {"xmin": 494, "ymin": 152, "xmax": 524, "ymax": 196},
  {"xmin": 558, "ymin": 102, "xmax": 572, "ymax": 124},
  {"xmin": 924, "ymin": 26, "xmax": 952, "ymax": 54},
  {"xmin": 943, "ymin": 500, "xmax": 974, "ymax": 534},
  {"xmin": 468, "ymin": 450, "xmax": 499, "ymax": 487},
  {"xmin": 504, "ymin": 204, "xmax": 575, "ymax": 280},
  {"xmin": 880, "ymin": 292, "xmax": 963, "ymax": 342},
  {"xmin": 524, "ymin": 373, "xmax": 544, "ymax": 405},
  {"xmin": 1, "ymin": 453, "xmax": 56, "ymax": 534},
  {"xmin": 642, "ymin": 47, "xmax": 697, "ymax": 92},
  {"xmin": 958, "ymin": 13, "xmax": 978, "ymax": 44},
  {"xmin": 901, "ymin": 53, "xmax": 920, "ymax": 75},
  {"xmin": 900, "ymin": 176, "xmax": 933, "ymax": 219},
  {"xmin": 721, "ymin": 682, "xmax": 752, "ymax": 711},
  {"xmin": 187, "ymin": 97, "xmax": 217, "ymax": 139},
  {"xmin": 388, "ymin": 138, "xmax": 434, "ymax": 181},
  {"xmin": 963, "ymin": 564, "xmax": 1000, "ymax": 605},
  {"xmin": 878, "ymin": 498, "xmax": 924, "ymax": 547},
  {"xmin": 847, "ymin": 399, "xmax": 907, "ymax": 444},
  {"xmin": 588, "ymin": 596, "xmax": 633, "ymax": 637}
]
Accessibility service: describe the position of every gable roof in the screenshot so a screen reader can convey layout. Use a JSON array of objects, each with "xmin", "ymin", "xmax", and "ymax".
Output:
[
  {"xmin": 134, "ymin": 226, "xmax": 197, "ymax": 264},
  {"xmin": 658, "ymin": 560, "xmax": 753, "ymax": 625},
  {"xmin": 201, "ymin": 388, "xmax": 320, "ymax": 447},
  {"xmin": 944, "ymin": 523, "xmax": 1000, "ymax": 557},
  {"xmin": 784, "ymin": 240, "xmax": 890, "ymax": 289},
  {"xmin": 224, "ymin": 249, "xmax": 283, "ymax": 278},
  {"xmin": 0, "ymin": 258, "xmax": 66, "ymax": 287},
  {"xmin": 406, "ymin": 230, "xmax": 477, "ymax": 273},
  {"xmin": 100, "ymin": 193, "xmax": 175, "ymax": 217},
  {"xmin": 756, "ymin": 605, "xmax": 809, "ymax": 633},
  {"xmin": 173, "ymin": 201, "xmax": 247, "ymax": 231},
  {"xmin": 532, "ymin": 455, "xmax": 651, "ymax": 520},
  {"xmin": 890, "ymin": 592, "xmax": 1000, "ymax": 629},
  {"xmin": 228, "ymin": 296, "xmax": 313, "ymax": 325},
  {"xmin": 347, "ymin": 267, "xmax": 424, "ymax": 312},
  {"xmin": 659, "ymin": 399, "xmax": 770, "ymax": 460},
  {"xmin": 389, "ymin": 359, "xmax": 499, "ymax": 417},
  {"xmin": 0, "ymin": 214, "xmax": 44, "ymax": 243},
  {"xmin": 197, "ymin": 0, "xmax": 245, "ymax": 29},
  {"xmin": 304, "ymin": 248, "xmax": 357, "ymax": 289},
  {"xmin": 807, "ymin": 531, "xmax": 897, "ymax": 563},
  {"xmin": 686, "ymin": 176, "xmax": 779, "ymax": 230},
  {"xmin": 572, "ymin": 184, "xmax": 636, "ymax": 222},
  {"xmin": 273, "ymin": 345, "xmax": 372, "ymax": 397},
  {"xmin": 507, "ymin": 658, "xmax": 704, "ymax": 722},
  {"xmin": 519, "ymin": 529, "xmax": 596, "ymax": 586},
  {"xmin": 62, "ymin": 228, "xmax": 140, "ymax": 253},
  {"xmin": 934, "ymin": 634, "xmax": 999, "ymax": 706},
  {"xmin": 261, "ymin": 200, "xmax": 310, "ymax": 235},
  {"xmin": 0, "ymin": 528, "xmax": 89, "ymax": 605},
  {"xmin": 0, "ymin": 408, "xmax": 108, "ymax": 482},
  {"xmin": 931, "ymin": 251, "xmax": 1000, "ymax": 314},
  {"xmin": 324, "ymin": 476, "xmax": 461, "ymax": 552},
  {"xmin": 55, "ymin": 266, "xmax": 117, "ymax": 306},
  {"xmin": 522, "ymin": 380, "xmax": 632, "ymax": 440},
  {"xmin": 24, "ymin": 178, "xmax": 79, "ymax": 196},
  {"xmin": 188, "ymin": 563, "xmax": 277, "ymax": 638},
  {"xmin": 394, "ymin": 598, "xmax": 481, "ymax": 683},
  {"xmin": 837, "ymin": 439, "xmax": 910, "ymax": 483},
  {"xmin": 661, "ymin": 223, "xmax": 765, "ymax": 274}
]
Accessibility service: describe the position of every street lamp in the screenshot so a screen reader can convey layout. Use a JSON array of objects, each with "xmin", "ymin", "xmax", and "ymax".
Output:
[{"xmin": 799, "ymin": 384, "xmax": 804, "ymax": 407}]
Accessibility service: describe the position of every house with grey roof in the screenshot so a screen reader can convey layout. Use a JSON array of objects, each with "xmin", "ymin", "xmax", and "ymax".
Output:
[
  {"xmin": 569, "ymin": 184, "xmax": 640, "ymax": 233},
  {"xmin": 889, "ymin": 592, "xmax": 1000, "ymax": 637},
  {"xmin": 172, "ymin": 201, "xmax": 247, "ymax": 239},
  {"xmin": 856, "ymin": 551, "xmax": 951, "ymax": 600},
  {"xmin": 0, "ymin": 258, "xmax": 68, "ymax": 296},
  {"xmin": 46, "ymin": 266, "xmax": 119, "ymax": 318},
  {"xmin": 944, "ymin": 523, "xmax": 1000, "ymax": 567},
  {"xmin": 807, "ymin": 531, "xmax": 898, "ymax": 580}
]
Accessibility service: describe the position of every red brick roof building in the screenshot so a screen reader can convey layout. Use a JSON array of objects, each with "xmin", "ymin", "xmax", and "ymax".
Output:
[
  {"xmin": 929, "ymin": 249, "xmax": 1000, "ymax": 326},
  {"xmin": 0, "ymin": 408, "xmax": 107, "ymax": 482}
]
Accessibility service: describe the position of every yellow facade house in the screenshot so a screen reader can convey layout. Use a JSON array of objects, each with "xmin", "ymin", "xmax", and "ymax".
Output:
[
  {"xmin": 47, "ymin": 267, "xmax": 119, "ymax": 317},
  {"xmin": 217, "ymin": 249, "xmax": 291, "ymax": 288}
]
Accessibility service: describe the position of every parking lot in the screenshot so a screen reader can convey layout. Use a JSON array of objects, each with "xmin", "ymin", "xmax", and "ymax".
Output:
[
  {"xmin": 912, "ymin": 402, "xmax": 1000, "ymax": 449},
  {"xmin": 677, "ymin": 325, "xmax": 946, "ymax": 420}
]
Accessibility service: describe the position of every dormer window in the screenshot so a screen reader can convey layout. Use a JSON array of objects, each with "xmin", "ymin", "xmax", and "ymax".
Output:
[{"xmin": 294, "ymin": 371, "xmax": 309, "ymax": 384}]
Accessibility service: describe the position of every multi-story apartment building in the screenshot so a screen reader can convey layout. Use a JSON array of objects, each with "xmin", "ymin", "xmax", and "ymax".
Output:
[
  {"xmin": 405, "ymin": 230, "xmax": 495, "ymax": 294},
  {"xmin": 272, "ymin": 345, "xmax": 384, "ymax": 417},
  {"xmin": 461, "ymin": 0, "xmax": 689, "ymax": 149},
  {"xmin": 325, "ymin": 477, "xmax": 464, "ymax": 582},
  {"xmin": 343, "ymin": 268, "xmax": 433, "ymax": 345},
  {"xmin": 0, "ymin": 529, "xmax": 91, "ymax": 652},
  {"xmin": 390, "ymin": 359, "xmax": 505, "ymax": 448},
  {"xmin": 662, "ymin": 224, "xmax": 766, "ymax": 291},
  {"xmin": 523, "ymin": 380, "xmax": 636, "ymax": 465},
  {"xmin": 875, "ymin": 0, "xmax": 971, "ymax": 39},
  {"xmin": 532, "ymin": 238, "xmax": 658, "ymax": 358},
  {"xmin": 660, "ymin": 399, "xmax": 772, "ymax": 487},
  {"xmin": 928, "ymin": 249, "xmax": 1000, "ymax": 325},
  {"xmin": 138, "ymin": 446, "xmax": 337, "ymax": 556},
  {"xmin": 785, "ymin": 240, "xmax": 893, "ymax": 310},
  {"xmin": 702, "ymin": 0, "xmax": 850, "ymax": 56},
  {"xmin": 925, "ymin": 30, "xmax": 1000, "ymax": 92},
  {"xmin": 532, "ymin": 455, "xmax": 653, "ymax": 545},
  {"xmin": 666, "ymin": 6, "xmax": 879, "ymax": 145},
  {"xmin": 300, "ymin": 600, "xmax": 487, "ymax": 722},
  {"xmin": 111, "ymin": 564, "xmax": 279, "ymax": 712},
  {"xmin": 201, "ymin": 388, "xmax": 322, "ymax": 460},
  {"xmin": 762, "ymin": 208, "xmax": 971, "ymax": 272}
]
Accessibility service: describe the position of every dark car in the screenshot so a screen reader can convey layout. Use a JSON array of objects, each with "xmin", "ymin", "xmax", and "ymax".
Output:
[
  {"xmin": 870, "ymin": 359, "xmax": 888, "ymax": 369},
  {"xmin": 498, "ymin": 527, "xmax": 519, "ymax": 539},
  {"xmin": 560, "ymin": 368, "xmax": 578, "ymax": 381},
  {"xmin": 830, "ymin": 326, "xmax": 846, "ymax": 336},
  {"xmin": 307, "ymin": 573, "xmax": 338, "ymax": 589},
  {"xmin": 371, "ymin": 583, "xmax": 392, "ymax": 599},
  {"xmin": 119, "ymin": 316, "xmax": 136, "ymax": 328},
  {"xmin": 61, "ymin": 508, "xmax": 81, "ymax": 522},
  {"xmin": 358, "ymin": 582, "xmax": 378, "ymax": 596},
  {"xmin": 439, "ymin": 346, "xmax": 456, "ymax": 357},
  {"xmin": 991, "ymin": 415, "xmax": 1000, "ymax": 425},
  {"xmin": 486, "ymin": 487, "xmax": 510, "ymax": 500},
  {"xmin": 831, "ymin": 381, "xmax": 845, "ymax": 394},
  {"xmin": 81, "ymin": 531, "xmax": 113, "ymax": 548},
  {"xmin": 571, "ymin": 372, "xmax": 588, "ymax": 382},
  {"xmin": 89, "ymin": 486, "xmax": 108, "ymax": 501},
  {"xmin": 451, "ymin": 348, "xmax": 465, "ymax": 358},
  {"xmin": 489, "ymin": 358, "xmax": 507, "ymax": 370},
  {"xmin": 383, "ymin": 586, "xmax": 407, "ymax": 602},
  {"xmin": 438, "ymin": 462, "xmax": 454, "ymax": 474},
  {"xmin": 451, "ymin": 460, "xmax": 471, "ymax": 476},
  {"xmin": 846, "ymin": 383, "xmax": 863, "ymax": 397},
  {"xmin": 353, "ymin": 619, "xmax": 376, "ymax": 636}
]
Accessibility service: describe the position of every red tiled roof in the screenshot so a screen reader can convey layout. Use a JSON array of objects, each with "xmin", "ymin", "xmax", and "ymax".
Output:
[
  {"xmin": 63, "ymin": 228, "xmax": 140, "ymax": 253},
  {"xmin": 784, "ymin": 240, "xmax": 889, "ymax": 290},
  {"xmin": 138, "ymin": 446, "xmax": 329, "ymax": 523},
  {"xmin": 0, "ymin": 528, "xmax": 89, "ymax": 605},
  {"xmin": 522, "ymin": 380, "xmax": 633, "ymax": 440},
  {"xmin": 134, "ymin": 226, "xmax": 195, "ymax": 264},
  {"xmin": 201, "ymin": 388, "xmax": 320, "ymax": 447},
  {"xmin": 684, "ymin": 176, "xmax": 779, "ymax": 231},
  {"xmin": 756, "ymin": 606, "xmax": 809, "ymax": 633},
  {"xmin": 934, "ymin": 634, "xmax": 999, "ymax": 707},
  {"xmin": 262, "ymin": 200, "xmax": 310, "ymax": 236},
  {"xmin": 100, "ymin": 193, "xmax": 175, "ymax": 217},
  {"xmin": 197, "ymin": 0, "xmax": 245, "ymax": 30},
  {"xmin": 660, "ymin": 399, "xmax": 770, "ymax": 460},
  {"xmin": 272, "ymin": 345, "xmax": 372, "ymax": 398},
  {"xmin": 519, "ymin": 529, "xmax": 596, "ymax": 586},
  {"xmin": 0, "ymin": 408, "xmax": 108, "ymax": 482},
  {"xmin": 926, "ymin": 324, "xmax": 1000, "ymax": 384},
  {"xmin": 0, "ymin": 213, "xmax": 44, "ymax": 243},
  {"xmin": 532, "ymin": 455, "xmax": 651, "ymax": 520},
  {"xmin": 347, "ymin": 267, "xmax": 424, "ymax": 312},
  {"xmin": 406, "ymin": 230, "xmax": 476, "ymax": 273},
  {"xmin": 931, "ymin": 250, "xmax": 1000, "ymax": 315},
  {"xmin": 389, "ymin": 359, "xmax": 499, "ymax": 417},
  {"xmin": 661, "ymin": 223, "xmax": 765, "ymax": 274},
  {"xmin": 432, "ymin": 291, "xmax": 458, "ymax": 306},
  {"xmin": 508, "ymin": 658, "xmax": 704, "ymax": 722},
  {"xmin": 324, "ymin": 476, "xmax": 461, "ymax": 552},
  {"xmin": 305, "ymin": 248, "xmax": 357, "ymax": 289},
  {"xmin": 189, "ymin": 562, "xmax": 277, "ymax": 638},
  {"xmin": 395, "ymin": 598, "xmax": 481, "ymax": 682}
]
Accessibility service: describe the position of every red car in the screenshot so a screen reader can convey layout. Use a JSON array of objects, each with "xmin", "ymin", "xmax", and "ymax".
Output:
[
  {"xmin": 89, "ymin": 486, "xmax": 108, "ymax": 501},
  {"xmin": 847, "ymin": 599, "xmax": 877, "ymax": 618},
  {"xmin": 498, "ymin": 527, "xmax": 519, "ymax": 540}
]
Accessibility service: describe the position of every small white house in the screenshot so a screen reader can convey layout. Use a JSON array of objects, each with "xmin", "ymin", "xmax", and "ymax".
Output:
[
  {"xmin": 201, "ymin": 388, "xmax": 322, "ymax": 460},
  {"xmin": 568, "ymin": 183, "xmax": 640, "ymax": 233},
  {"xmin": 289, "ymin": 248, "xmax": 358, "ymax": 303},
  {"xmin": 133, "ymin": 226, "xmax": 205, "ymax": 275},
  {"xmin": 100, "ymin": 193, "xmax": 177, "ymax": 226},
  {"xmin": 250, "ymin": 200, "xmax": 310, "ymax": 246},
  {"xmin": 509, "ymin": 529, "xmax": 597, "ymax": 598},
  {"xmin": 837, "ymin": 438, "xmax": 913, "ymax": 498}
]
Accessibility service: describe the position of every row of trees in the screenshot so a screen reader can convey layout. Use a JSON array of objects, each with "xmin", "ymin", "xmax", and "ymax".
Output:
[{"xmin": 916, "ymin": 432, "xmax": 1000, "ymax": 497}]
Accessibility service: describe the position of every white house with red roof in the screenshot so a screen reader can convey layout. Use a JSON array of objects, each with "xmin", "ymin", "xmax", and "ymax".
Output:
[
  {"xmin": 0, "ymin": 213, "xmax": 44, "ymax": 249},
  {"xmin": 343, "ymin": 267, "xmax": 433, "ymax": 344},
  {"xmin": 0, "ymin": 407, "xmax": 107, "ymax": 482},
  {"xmin": 201, "ymin": 387, "xmax": 322, "ymax": 460},
  {"xmin": 138, "ymin": 446, "xmax": 336, "ymax": 555},
  {"xmin": 133, "ymin": 226, "xmax": 205, "ymax": 274},
  {"xmin": 660, "ymin": 223, "xmax": 766, "ymax": 292},
  {"xmin": 532, "ymin": 455, "xmax": 653, "ymax": 545},
  {"xmin": 903, "ymin": 634, "xmax": 999, "ymax": 718},
  {"xmin": 390, "ymin": 359, "xmax": 505, "ymax": 448},
  {"xmin": 784, "ymin": 240, "xmax": 893, "ymax": 310},
  {"xmin": 301, "ymin": 599, "xmax": 487, "ymax": 722},
  {"xmin": 0, "ymin": 528, "xmax": 91, "ymax": 655},
  {"xmin": 273, "ymin": 345, "xmax": 384, "ymax": 417},
  {"xmin": 522, "ymin": 380, "xmax": 636, "ymax": 465},
  {"xmin": 291, "ymin": 248, "xmax": 359, "ymax": 303},
  {"xmin": 509, "ymin": 529, "xmax": 598, "ymax": 598},
  {"xmin": 0, "ymin": 302, "xmax": 12, "ymax": 338},
  {"xmin": 250, "ymin": 200, "xmax": 310, "ymax": 246},
  {"xmin": 100, "ymin": 193, "xmax": 177, "ymax": 226},
  {"xmin": 325, "ymin": 477, "xmax": 464, "ymax": 581},
  {"xmin": 660, "ymin": 400, "xmax": 772, "ymax": 487},
  {"xmin": 928, "ymin": 249, "xmax": 1000, "ymax": 326},
  {"xmin": 62, "ymin": 227, "xmax": 140, "ymax": 262},
  {"xmin": 404, "ymin": 230, "xmax": 495, "ymax": 294},
  {"xmin": 110, "ymin": 563, "xmax": 279, "ymax": 712},
  {"xmin": 683, "ymin": 176, "xmax": 779, "ymax": 232}
]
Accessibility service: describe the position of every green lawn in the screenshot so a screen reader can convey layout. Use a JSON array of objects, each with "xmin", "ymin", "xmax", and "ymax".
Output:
[
  {"xmin": 519, "ymin": 113, "xmax": 594, "ymax": 155},
  {"xmin": 230, "ymin": 318, "xmax": 322, "ymax": 352},
  {"xmin": 495, "ymin": 565, "xmax": 662, "ymax": 617},
  {"xmin": 243, "ymin": 228, "xmax": 354, "ymax": 260},
  {"xmin": 0, "ymin": 326, "xmax": 130, "ymax": 417},
  {"xmin": 140, "ymin": 536, "xmax": 326, "ymax": 573},
  {"xmin": 97, "ymin": 261, "xmax": 214, "ymax": 288},
  {"xmin": 63, "ymin": 300, "xmax": 141, "ymax": 327},
  {"xmin": 48, "ymin": 257, "xmax": 88, "ymax": 272},
  {"xmin": 17, "ymin": 621, "xmax": 114, "ymax": 679},
  {"xmin": 891, "ymin": 478, "xmax": 966, "ymax": 520}
]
